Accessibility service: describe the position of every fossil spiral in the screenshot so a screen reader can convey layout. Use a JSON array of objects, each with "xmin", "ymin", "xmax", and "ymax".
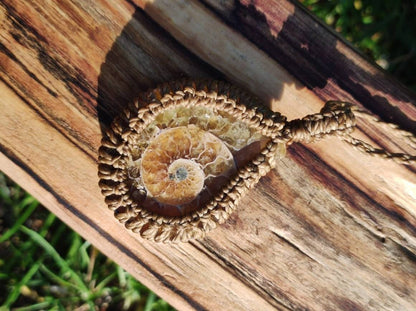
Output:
[
  {"xmin": 98, "ymin": 80, "xmax": 286, "ymax": 242},
  {"xmin": 98, "ymin": 77, "xmax": 413, "ymax": 242},
  {"xmin": 140, "ymin": 125, "xmax": 235, "ymax": 206}
]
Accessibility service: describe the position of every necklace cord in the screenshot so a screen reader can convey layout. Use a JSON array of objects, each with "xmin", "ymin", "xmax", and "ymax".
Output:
[{"xmin": 281, "ymin": 101, "xmax": 416, "ymax": 165}]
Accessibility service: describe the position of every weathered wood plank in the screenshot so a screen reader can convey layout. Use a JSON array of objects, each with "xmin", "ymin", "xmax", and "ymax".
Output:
[
  {"xmin": 0, "ymin": 79, "xmax": 273, "ymax": 310},
  {"xmin": 1, "ymin": 0, "xmax": 415, "ymax": 310}
]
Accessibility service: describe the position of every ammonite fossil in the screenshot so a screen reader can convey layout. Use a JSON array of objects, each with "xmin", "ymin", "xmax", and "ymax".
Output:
[{"xmin": 98, "ymin": 80, "xmax": 416, "ymax": 243}]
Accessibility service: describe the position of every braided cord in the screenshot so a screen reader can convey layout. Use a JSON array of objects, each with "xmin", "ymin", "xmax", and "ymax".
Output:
[
  {"xmin": 353, "ymin": 108, "xmax": 416, "ymax": 148},
  {"xmin": 347, "ymin": 106, "xmax": 416, "ymax": 165},
  {"xmin": 342, "ymin": 135, "xmax": 416, "ymax": 165},
  {"xmin": 282, "ymin": 101, "xmax": 356, "ymax": 144},
  {"xmin": 282, "ymin": 101, "xmax": 416, "ymax": 165}
]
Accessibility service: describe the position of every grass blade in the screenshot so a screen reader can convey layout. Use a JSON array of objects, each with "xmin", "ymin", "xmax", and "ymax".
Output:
[
  {"xmin": 1, "ymin": 259, "xmax": 42, "ymax": 309},
  {"xmin": 38, "ymin": 212, "xmax": 57, "ymax": 238},
  {"xmin": 39, "ymin": 264, "xmax": 81, "ymax": 292},
  {"xmin": 13, "ymin": 301, "xmax": 51, "ymax": 311},
  {"xmin": 144, "ymin": 292, "xmax": 156, "ymax": 311},
  {"xmin": 19, "ymin": 226, "xmax": 90, "ymax": 295},
  {"xmin": 94, "ymin": 271, "xmax": 117, "ymax": 292},
  {"xmin": 0, "ymin": 200, "xmax": 38, "ymax": 243}
]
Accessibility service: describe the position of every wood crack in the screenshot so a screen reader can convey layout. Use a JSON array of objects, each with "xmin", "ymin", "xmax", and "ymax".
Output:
[{"xmin": 269, "ymin": 228, "xmax": 320, "ymax": 264}]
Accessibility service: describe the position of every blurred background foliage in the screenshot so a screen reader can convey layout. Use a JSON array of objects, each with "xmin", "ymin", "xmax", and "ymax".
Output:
[
  {"xmin": 1, "ymin": 1, "xmax": 415, "ymax": 310},
  {"xmin": 300, "ymin": 0, "xmax": 416, "ymax": 92}
]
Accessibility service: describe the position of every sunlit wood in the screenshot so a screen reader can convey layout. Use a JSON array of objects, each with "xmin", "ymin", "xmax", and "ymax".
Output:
[{"xmin": 1, "ymin": 0, "xmax": 415, "ymax": 310}]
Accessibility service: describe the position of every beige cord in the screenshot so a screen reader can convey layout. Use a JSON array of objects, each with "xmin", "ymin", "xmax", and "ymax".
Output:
[
  {"xmin": 281, "ymin": 100, "xmax": 416, "ymax": 165},
  {"xmin": 98, "ymin": 80, "xmax": 416, "ymax": 243}
]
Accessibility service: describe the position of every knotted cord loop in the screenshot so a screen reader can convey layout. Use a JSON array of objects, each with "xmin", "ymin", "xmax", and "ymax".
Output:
[
  {"xmin": 281, "ymin": 100, "xmax": 416, "ymax": 165},
  {"xmin": 281, "ymin": 101, "xmax": 356, "ymax": 144}
]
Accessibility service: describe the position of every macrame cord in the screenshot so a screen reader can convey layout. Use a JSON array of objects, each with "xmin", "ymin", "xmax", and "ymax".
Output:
[
  {"xmin": 281, "ymin": 100, "xmax": 416, "ymax": 165},
  {"xmin": 98, "ymin": 80, "xmax": 416, "ymax": 243}
]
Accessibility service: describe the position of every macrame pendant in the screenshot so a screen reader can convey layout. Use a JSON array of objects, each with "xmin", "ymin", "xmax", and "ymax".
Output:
[{"xmin": 98, "ymin": 80, "xmax": 415, "ymax": 243}]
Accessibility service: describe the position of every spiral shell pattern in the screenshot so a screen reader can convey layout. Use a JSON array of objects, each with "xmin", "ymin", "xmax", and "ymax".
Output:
[
  {"xmin": 141, "ymin": 125, "xmax": 235, "ymax": 206},
  {"xmin": 98, "ymin": 80, "xmax": 287, "ymax": 242}
]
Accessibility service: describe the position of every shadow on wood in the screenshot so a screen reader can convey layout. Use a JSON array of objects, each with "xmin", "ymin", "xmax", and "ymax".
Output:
[
  {"xmin": 96, "ymin": 7, "xmax": 222, "ymax": 134},
  {"xmin": 208, "ymin": 0, "xmax": 416, "ymax": 132},
  {"xmin": 1, "ymin": 0, "xmax": 416, "ymax": 309}
]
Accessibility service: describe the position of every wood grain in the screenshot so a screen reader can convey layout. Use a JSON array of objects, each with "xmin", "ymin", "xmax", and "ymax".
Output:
[{"xmin": 1, "ymin": 0, "xmax": 415, "ymax": 310}]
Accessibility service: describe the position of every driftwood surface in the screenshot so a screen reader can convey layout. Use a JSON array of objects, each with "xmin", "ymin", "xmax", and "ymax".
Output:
[{"xmin": 1, "ymin": 0, "xmax": 416, "ymax": 310}]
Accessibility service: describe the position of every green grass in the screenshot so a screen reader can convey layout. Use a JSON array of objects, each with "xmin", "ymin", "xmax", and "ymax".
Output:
[
  {"xmin": 0, "ymin": 173, "xmax": 174, "ymax": 310},
  {"xmin": 300, "ymin": 0, "xmax": 416, "ymax": 92},
  {"xmin": 1, "ymin": 1, "xmax": 415, "ymax": 310}
]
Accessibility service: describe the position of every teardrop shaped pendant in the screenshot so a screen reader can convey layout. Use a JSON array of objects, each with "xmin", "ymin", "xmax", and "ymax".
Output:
[{"xmin": 98, "ymin": 80, "xmax": 416, "ymax": 243}]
